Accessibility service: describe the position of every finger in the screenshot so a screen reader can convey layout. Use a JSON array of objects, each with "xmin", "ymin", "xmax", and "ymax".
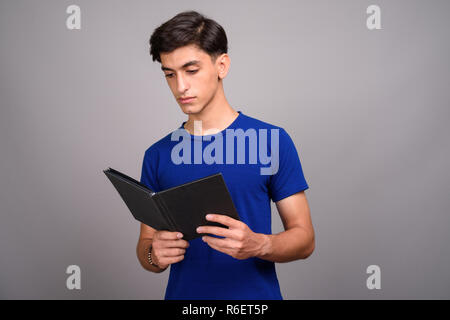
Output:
[
  {"xmin": 156, "ymin": 239, "xmax": 189, "ymax": 249},
  {"xmin": 160, "ymin": 248, "xmax": 186, "ymax": 257},
  {"xmin": 205, "ymin": 240, "xmax": 233, "ymax": 257},
  {"xmin": 156, "ymin": 231, "xmax": 183, "ymax": 240},
  {"xmin": 160, "ymin": 255, "xmax": 184, "ymax": 266},
  {"xmin": 202, "ymin": 235, "xmax": 236, "ymax": 249},
  {"xmin": 197, "ymin": 226, "xmax": 234, "ymax": 238},
  {"xmin": 206, "ymin": 214, "xmax": 241, "ymax": 228}
]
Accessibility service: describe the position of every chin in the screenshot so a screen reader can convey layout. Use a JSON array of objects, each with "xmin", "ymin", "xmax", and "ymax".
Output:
[{"xmin": 180, "ymin": 104, "xmax": 203, "ymax": 115}]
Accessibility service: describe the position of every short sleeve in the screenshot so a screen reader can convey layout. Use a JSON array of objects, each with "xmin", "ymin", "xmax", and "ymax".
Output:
[
  {"xmin": 268, "ymin": 128, "xmax": 309, "ymax": 202},
  {"xmin": 140, "ymin": 147, "xmax": 161, "ymax": 193}
]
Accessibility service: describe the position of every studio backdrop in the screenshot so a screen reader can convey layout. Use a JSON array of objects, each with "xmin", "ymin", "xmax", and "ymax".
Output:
[{"xmin": 1, "ymin": 0, "xmax": 449, "ymax": 299}]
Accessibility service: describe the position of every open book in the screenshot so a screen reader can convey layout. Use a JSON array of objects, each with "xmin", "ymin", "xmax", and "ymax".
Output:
[{"xmin": 103, "ymin": 167, "xmax": 240, "ymax": 240}]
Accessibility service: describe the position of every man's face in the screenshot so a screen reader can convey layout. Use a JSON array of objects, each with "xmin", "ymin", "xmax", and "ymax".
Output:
[{"xmin": 160, "ymin": 44, "xmax": 224, "ymax": 115}]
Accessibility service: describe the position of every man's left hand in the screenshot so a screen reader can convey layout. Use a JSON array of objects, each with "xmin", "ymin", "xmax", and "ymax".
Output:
[{"xmin": 196, "ymin": 213, "xmax": 269, "ymax": 260}]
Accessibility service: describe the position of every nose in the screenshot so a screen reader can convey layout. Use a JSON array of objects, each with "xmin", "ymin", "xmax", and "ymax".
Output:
[{"xmin": 176, "ymin": 73, "xmax": 189, "ymax": 94}]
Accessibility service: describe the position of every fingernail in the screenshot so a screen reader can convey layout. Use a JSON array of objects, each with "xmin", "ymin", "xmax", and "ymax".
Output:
[
  {"xmin": 196, "ymin": 227, "xmax": 202, "ymax": 233},
  {"xmin": 177, "ymin": 233, "xmax": 183, "ymax": 238},
  {"xmin": 206, "ymin": 214, "xmax": 212, "ymax": 220}
]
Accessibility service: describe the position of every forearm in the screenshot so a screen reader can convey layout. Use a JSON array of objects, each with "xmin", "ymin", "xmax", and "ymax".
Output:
[
  {"xmin": 136, "ymin": 239, "xmax": 167, "ymax": 273},
  {"xmin": 257, "ymin": 227, "xmax": 315, "ymax": 263}
]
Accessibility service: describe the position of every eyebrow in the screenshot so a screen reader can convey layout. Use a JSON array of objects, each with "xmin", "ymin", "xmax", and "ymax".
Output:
[{"xmin": 161, "ymin": 60, "xmax": 201, "ymax": 72}]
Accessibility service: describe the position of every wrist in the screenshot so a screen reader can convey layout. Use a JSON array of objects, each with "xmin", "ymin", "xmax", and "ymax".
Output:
[
  {"xmin": 257, "ymin": 233, "xmax": 273, "ymax": 259},
  {"xmin": 147, "ymin": 245, "xmax": 163, "ymax": 269}
]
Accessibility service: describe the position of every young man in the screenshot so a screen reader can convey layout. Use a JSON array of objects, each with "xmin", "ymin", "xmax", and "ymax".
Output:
[{"xmin": 136, "ymin": 10, "xmax": 315, "ymax": 300}]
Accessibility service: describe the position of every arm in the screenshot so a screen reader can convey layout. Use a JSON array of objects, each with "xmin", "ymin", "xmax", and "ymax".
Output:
[
  {"xmin": 136, "ymin": 223, "xmax": 167, "ymax": 273},
  {"xmin": 137, "ymin": 223, "xmax": 190, "ymax": 273},
  {"xmin": 198, "ymin": 190, "xmax": 315, "ymax": 263},
  {"xmin": 258, "ymin": 190, "xmax": 315, "ymax": 262}
]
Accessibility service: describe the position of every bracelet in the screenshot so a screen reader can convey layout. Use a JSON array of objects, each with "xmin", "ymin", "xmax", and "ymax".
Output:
[
  {"xmin": 147, "ymin": 245, "xmax": 168, "ymax": 270},
  {"xmin": 147, "ymin": 245, "xmax": 161, "ymax": 268}
]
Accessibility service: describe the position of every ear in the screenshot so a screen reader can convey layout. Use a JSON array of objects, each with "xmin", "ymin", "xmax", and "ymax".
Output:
[{"xmin": 216, "ymin": 53, "xmax": 230, "ymax": 80}]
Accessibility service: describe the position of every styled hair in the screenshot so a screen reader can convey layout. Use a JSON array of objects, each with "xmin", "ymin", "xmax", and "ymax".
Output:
[{"xmin": 149, "ymin": 10, "xmax": 228, "ymax": 63}]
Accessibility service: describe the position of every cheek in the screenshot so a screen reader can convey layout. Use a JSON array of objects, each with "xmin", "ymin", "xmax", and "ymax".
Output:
[{"xmin": 200, "ymin": 72, "xmax": 219, "ymax": 91}]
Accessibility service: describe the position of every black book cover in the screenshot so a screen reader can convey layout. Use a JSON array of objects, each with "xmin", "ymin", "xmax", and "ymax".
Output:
[{"xmin": 103, "ymin": 167, "xmax": 240, "ymax": 240}]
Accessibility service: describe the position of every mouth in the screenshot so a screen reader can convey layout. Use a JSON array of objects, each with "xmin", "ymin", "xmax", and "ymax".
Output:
[{"xmin": 179, "ymin": 97, "xmax": 196, "ymax": 104}]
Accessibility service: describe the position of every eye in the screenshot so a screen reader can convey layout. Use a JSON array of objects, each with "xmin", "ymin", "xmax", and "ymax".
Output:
[
  {"xmin": 187, "ymin": 69, "xmax": 199, "ymax": 74},
  {"xmin": 165, "ymin": 73, "xmax": 174, "ymax": 78}
]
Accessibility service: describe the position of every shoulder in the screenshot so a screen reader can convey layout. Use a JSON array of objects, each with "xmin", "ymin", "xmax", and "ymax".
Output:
[
  {"xmin": 142, "ymin": 130, "xmax": 178, "ymax": 166},
  {"xmin": 239, "ymin": 112, "xmax": 293, "ymax": 143},
  {"xmin": 239, "ymin": 112, "xmax": 284, "ymax": 131},
  {"xmin": 143, "ymin": 130, "xmax": 177, "ymax": 155}
]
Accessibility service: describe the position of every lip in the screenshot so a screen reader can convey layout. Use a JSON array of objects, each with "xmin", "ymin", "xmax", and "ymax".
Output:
[{"xmin": 179, "ymin": 97, "xmax": 196, "ymax": 104}]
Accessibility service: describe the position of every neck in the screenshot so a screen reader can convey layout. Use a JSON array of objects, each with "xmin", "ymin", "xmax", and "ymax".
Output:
[{"xmin": 183, "ymin": 85, "xmax": 239, "ymax": 136}]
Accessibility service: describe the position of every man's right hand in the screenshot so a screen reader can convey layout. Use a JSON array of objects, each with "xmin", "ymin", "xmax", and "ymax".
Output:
[{"xmin": 151, "ymin": 231, "xmax": 189, "ymax": 269}]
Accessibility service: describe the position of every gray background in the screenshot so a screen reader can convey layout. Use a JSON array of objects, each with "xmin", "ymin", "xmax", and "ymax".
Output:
[{"xmin": 1, "ymin": 0, "xmax": 449, "ymax": 299}]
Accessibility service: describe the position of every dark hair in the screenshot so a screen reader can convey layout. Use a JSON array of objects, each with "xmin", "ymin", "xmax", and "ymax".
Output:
[{"xmin": 149, "ymin": 10, "xmax": 228, "ymax": 63}]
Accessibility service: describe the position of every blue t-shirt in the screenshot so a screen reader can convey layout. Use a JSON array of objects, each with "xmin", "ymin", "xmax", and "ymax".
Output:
[{"xmin": 140, "ymin": 111, "xmax": 309, "ymax": 300}]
